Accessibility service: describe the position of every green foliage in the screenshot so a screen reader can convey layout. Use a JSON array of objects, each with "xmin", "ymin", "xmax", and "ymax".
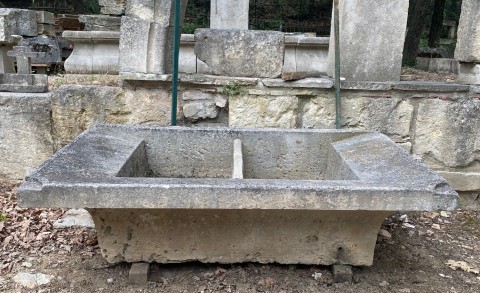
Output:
[
  {"xmin": 221, "ymin": 82, "xmax": 248, "ymax": 97},
  {"xmin": 83, "ymin": 0, "xmax": 101, "ymax": 14},
  {"xmin": 0, "ymin": 213, "xmax": 7, "ymax": 222}
]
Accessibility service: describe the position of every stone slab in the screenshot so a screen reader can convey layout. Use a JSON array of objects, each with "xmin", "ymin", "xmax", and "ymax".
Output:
[
  {"xmin": 327, "ymin": 0, "xmax": 409, "ymax": 81},
  {"xmin": 79, "ymin": 15, "xmax": 121, "ymax": 31},
  {"xmin": 194, "ymin": 29, "xmax": 284, "ymax": 78},
  {"xmin": 119, "ymin": 16, "xmax": 150, "ymax": 73},
  {"xmin": 393, "ymin": 81, "xmax": 470, "ymax": 92},
  {"xmin": 0, "ymin": 73, "xmax": 47, "ymax": 92},
  {"xmin": 455, "ymin": 0, "xmax": 480, "ymax": 62},
  {"xmin": 458, "ymin": 63, "xmax": 480, "ymax": 85},
  {"xmin": 437, "ymin": 171, "xmax": 480, "ymax": 192},
  {"xmin": 263, "ymin": 78, "xmax": 333, "ymax": 89},
  {"xmin": 0, "ymin": 92, "xmax": 53, "ymax": 180}
]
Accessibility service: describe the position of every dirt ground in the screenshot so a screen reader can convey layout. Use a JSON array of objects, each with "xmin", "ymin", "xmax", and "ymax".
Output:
[{"xmin": 1, "ymin": 179, "xmax": 479, "ymax": 293}]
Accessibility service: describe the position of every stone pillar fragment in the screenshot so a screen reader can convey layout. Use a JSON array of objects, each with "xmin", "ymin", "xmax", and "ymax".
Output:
[
  {"xmin": 327, "ymin": 0, "xmax": 409, "ymax": 82},
  {"xmin": 119, "ymin": 0, "xmax": 187, "ymax": 77},
  {"xmin": 100, "ymin": 0, "xmax": 126, "ymax": 16},
  {"xmin": 210, "ymin": 0, "xmax": 249, "ymax": 29},
  {"xmin": 455, "ymin": 0, "xmax": 480, "ymax": 85}
]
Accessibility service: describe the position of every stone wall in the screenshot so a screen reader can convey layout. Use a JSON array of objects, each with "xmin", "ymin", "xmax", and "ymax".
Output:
[{"xmin": 1, "ymin": 76, "xmax": 479, "ymax": 197}]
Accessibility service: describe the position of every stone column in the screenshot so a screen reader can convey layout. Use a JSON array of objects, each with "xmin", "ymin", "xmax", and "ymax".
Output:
[
  {"xmin": 210, "ymin": 0, "xmax": 249, "ymax": 30},
  {"xmin": 119, "ymin": 0, "xmax": 187, "ymax": 77},
  {"xmin": 455, "ymin": 0, "xmax": 480, "ymax": 85},
  {"xmin": 327, "ymin": 0, "xmax": 409, "ymax": 82}
]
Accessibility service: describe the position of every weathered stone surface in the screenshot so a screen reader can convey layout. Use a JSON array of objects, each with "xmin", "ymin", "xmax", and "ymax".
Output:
[
  {"xmin": 126, "ymin": 0, "xmax": 187, "ymax": 24},
  {"xmin": 283, "ymin": 36, "xmax": 330, "ymax": 74},
  {"xmin": 37, "ymin": 24, "xmax": 55, "ymax": 36},
  {"xmin": 195, "ymin": 29, "xmax": 284, "ymax": 78},
  {"xmin": 36, "ymin": 11, "xmax": 55, "ymax": 25},
  {"xmin": 90, "ymin": 208, "xmax": 390, "ymax": 265},
  {"xmin": 300, "ymin": 95, "xmax": 414, "ymax": 141},
  {"xmin": 100, "ymin": 0, "xmax": 126, "ymax": 15},
  {"xmin": 455, "ymin": 0, "xmax": 480, "ymax": 62},
  {"xmin": 458, "ymin": 63, "xmax": 480, "ymax": 85},
  {"xmin": 51, "ymin": 84, "xmax": 178, "ymax": 150},
  {"xmin": 332, "ymin": 265, "xmax": 353, "ymax": 283},
  {"xmin": 183, "ymin": 100, "xmax": 218, "ymax": 121},
  {"xmin": 393, "ymin": 81, "xmax": 470, "ymax": 92},
  {"xmin": 51, "ymin": 85, "xmax": 125, "ymax": 150},
  {"xmin": 78, "ymin": 15, "xmax": 121, "ymax": 31},
  {"xmin": 414, "ymin": 98, "xmax": 480, "ymax": 168},
  {"xmin": 129, "ymin": 262, "xmax": 150, "ymax": 284},
  {"xmin": 327, "ymin": 0, "xmax": 409, "ymax": 81},
  {"xmin": 0, "ymin": 9, "xmax": 38, "ymax": 43},
  {"xmin": 343, "ymin": 97, "xmax": 414, "ymax": 140},
  {"xmin": 119, "ymin": 17, "xmax": 174, "ymax": 75},
  {"xmin": 263, "ymin": 78, "xmax": 333, "ymax": 89},
  {"xmin": 416, "ymin": 57, "xmax": 459, "ymax": 74},
  {"xmin": 301, "ymin": 96, "xmax": 336, "ymax": 129},
  {"xmin": 63, "ymin": 31, "xmax": 120, "ymax": 74},
  {"xmin": 0, "ymin": 92, "xmax": 53, "ymax": 180},
  {"xmin": 437, "ymin": 171, "xmax": 480, "ymax": 192},
  {"xmin": 229, "ymin": 95, "xmax": 298, "ymax": 128},
  {"xmin": 210, "ymin": 0, "xmax": 249, "ymax": 29}
]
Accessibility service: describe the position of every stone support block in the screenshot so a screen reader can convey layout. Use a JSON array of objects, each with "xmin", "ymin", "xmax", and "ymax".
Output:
[
  {"xmin": 414, "ymin": 98, "xmax": 480, "ymax": 169},
  {"xmin": 129, "ymin": 263, "xmax": 150, "ymax": 284},
  {"xmin": 455, "ymin": 0, "xmax": 480, "ymax": 62},
  {"xmin": 327, "ymin": 0, "xmax": 409, "ymax": 81},
  {"xmin": 0, "ymin": 92, "xmax": 53, "ymax": 180},
  {"xmin": 63, "ymin": 31, "xmax": 120, "ymax": 74},
  {"xmin": 210, "ymin": 0, "xmax": 249, "ymax": 29},
  {"xmin": 332, "ymin": 265, "xmax": 353, "ymax": 283},
  {"xmin": 195, "ymin": 29, "xmax": 285, "ymax": 78},
  {"xmin": 229, "ymin": 95, "xmax": 298, "ymax": 128},
  {"xmin": 437, "ymin": 171, "xmax": 480, "ymax": 192},
  {"xmin": 37, "ymin": 24, "xmax": 55, "ymax": 36},
  {"xmin": 458, "ymin": 63, "xmax": 480, "ymax": 85}
]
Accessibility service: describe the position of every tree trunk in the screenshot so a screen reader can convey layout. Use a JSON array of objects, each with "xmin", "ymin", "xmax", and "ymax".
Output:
[
  {"xmin": 402, "ymin": 0, "xmax": 433, "ymax": 66},
  {"xmin": 428, "ymin": 0, "xmax": 446, "ymax": 47}
]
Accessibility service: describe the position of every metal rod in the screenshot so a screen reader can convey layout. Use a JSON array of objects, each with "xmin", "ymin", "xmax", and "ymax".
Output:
[
  {"xmin": 334, "ymin": 0, "xmax": 341, "ymax": 129},
  {"xmin": 171, "ymin": 0, "xmax": 181, "ymax": 126}
]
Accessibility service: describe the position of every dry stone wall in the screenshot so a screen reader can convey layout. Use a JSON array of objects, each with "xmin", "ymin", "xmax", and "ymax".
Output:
[{"xmin": 0, "ymin": 77, "xmax": 479, "ymax": 195}]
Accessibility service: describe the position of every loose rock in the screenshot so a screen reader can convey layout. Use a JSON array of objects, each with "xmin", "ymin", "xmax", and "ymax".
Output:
[{"xmin": 13, "ymin": 272, "xmax": 54, "ymax": 289}]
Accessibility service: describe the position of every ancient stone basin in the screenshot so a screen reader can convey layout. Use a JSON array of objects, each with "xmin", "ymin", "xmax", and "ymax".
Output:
[{"xmin": 18, "ymin": 125, "xmax": 457, "ymax": 266}]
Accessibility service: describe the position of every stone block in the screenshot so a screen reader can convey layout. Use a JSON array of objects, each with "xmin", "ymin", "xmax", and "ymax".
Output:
[
  {"xmin": 0, "ymin": 9, "xmax": 38, "ymax": 43},
  {"xmin": 195, "ymin": 29, "xmax": 284, "ymax": 78},
  {"xmin": 36, "ymin": 11, "xmax": 54, "ymax": 25},
  {"xmin": 414, "ymin": 98, "xmax": 480, "ymax": 168},
  {"xmin": 183, "ymin": 100, "xmax": 218, "ymax": 121},
  {"xmin": 101, "ymin": 6, "xmax": 125, "ymax": 16},
  {"xmin": 327, "ymin": 0, "xmax": 409, "ymax": 81},
  {"xmin": 455, "ymin": 0, "xmax": 480, "ymax": 62},
  {"xmin": 229, "ymin": 95, "xmax": 298, "ymax": 128},
  {"xmin": 332, "ymin": 265, "xmax": 353, "ymax": 283},
  {"xmin": 301, "ymin": 95, "xmax": 414, "ymax": 141},
  {"xmin": 125, "ymin": 0, "xmax": 155, "ymax": 21},
  {"xmin": 210, "ymin": 0, "xmax": 249, "ymax": 29},
  {"xmin": 0, "ymin": 73, "xmax": 47, "ymax": 93},
  {"xmin": 458, "ymin": 63, "xmax": 480, "ymax": 85},
  {"xmin": 437, "ymin": 171, "xmax": 480, "ymax": 192},
  {"xmin": 129, "ymin": 263, "xmax": 150, "ymax": 284},
  {"xmin": 0, "ymin": 92, "xmax": 53, "ymax": 180},
  {"xmin": 79, "ymin": 15, "xmax": 121, "ymax": 31}
]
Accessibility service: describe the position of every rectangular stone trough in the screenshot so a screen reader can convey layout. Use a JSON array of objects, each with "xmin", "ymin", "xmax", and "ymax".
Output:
[{"xmin": 18, "ymin": 125, "xmax": 457, "ymax": 266}]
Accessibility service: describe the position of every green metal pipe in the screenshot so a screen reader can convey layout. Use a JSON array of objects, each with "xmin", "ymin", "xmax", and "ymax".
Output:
[
  {"xmin": 334, "ymin": 0, "xmax": 341, "ymax": 129},
  {"xmin": 171, "ymin": 0, "xmax": 181, "ymax": 126}
]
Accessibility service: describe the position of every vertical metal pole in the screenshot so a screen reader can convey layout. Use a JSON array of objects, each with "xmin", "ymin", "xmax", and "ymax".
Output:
[
  {"xmin": 334, "ymin": 0, "xmax": 341, "ymax": 129},
  {"xmin": 171, "ymin": 0, "xmax": 181, "ymax": 126}
]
